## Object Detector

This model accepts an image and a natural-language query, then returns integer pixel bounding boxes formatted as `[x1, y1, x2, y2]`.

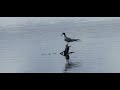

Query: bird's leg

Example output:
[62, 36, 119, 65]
[67, 42, 71, 47]
[67, 42, 69, 45]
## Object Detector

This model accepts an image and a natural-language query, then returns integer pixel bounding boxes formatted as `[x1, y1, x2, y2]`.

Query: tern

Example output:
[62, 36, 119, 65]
[61, 32, 79, 44]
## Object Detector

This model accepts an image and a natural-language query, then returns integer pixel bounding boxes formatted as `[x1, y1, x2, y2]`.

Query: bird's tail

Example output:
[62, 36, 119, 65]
[74, 39, 79, 41]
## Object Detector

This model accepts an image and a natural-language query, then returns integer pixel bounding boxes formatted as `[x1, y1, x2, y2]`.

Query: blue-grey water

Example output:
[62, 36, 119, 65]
[0, 17, 120, 73]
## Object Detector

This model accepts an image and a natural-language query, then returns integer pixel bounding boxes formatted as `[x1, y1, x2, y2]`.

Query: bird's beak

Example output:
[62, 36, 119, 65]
[61, 34, 63, 36]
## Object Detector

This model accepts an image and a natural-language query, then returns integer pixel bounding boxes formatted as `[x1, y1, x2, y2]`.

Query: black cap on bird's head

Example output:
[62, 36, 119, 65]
[61, 32, 65, 36]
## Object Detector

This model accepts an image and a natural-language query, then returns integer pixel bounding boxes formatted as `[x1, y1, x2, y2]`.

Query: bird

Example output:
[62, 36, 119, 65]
[61, 32, 79, 44]
[60, 44, 70, 64]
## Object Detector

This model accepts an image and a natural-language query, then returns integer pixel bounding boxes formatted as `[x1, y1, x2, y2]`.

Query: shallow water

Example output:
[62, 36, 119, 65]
[0, 17, 120, 73]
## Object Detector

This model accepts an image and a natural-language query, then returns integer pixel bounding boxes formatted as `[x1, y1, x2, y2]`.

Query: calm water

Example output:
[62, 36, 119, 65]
[0, 17, 120, 73]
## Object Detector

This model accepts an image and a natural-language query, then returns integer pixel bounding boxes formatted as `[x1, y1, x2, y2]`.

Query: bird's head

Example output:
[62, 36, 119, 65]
[61, 32, 65, 36]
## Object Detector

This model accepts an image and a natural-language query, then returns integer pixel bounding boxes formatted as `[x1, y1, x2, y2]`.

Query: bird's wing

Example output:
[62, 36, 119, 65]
[64, 38, 71, 42]
[65, 37, 72, 41]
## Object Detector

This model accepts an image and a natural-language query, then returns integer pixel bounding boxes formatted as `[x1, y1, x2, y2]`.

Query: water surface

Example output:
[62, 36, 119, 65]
[0, 17, 120, 73]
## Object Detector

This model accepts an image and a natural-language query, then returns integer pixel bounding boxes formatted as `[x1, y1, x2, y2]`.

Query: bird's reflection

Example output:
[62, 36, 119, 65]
[60, 44, 74, 71]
